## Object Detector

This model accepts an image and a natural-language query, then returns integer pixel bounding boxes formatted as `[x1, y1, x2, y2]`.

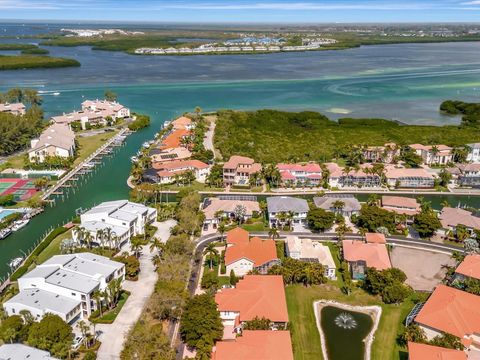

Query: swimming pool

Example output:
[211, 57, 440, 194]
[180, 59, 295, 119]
[0, 209, 17, 220]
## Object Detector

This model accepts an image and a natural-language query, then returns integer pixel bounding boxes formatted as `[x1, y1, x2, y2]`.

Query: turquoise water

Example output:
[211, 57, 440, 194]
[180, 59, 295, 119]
[0, 40, 480, 277]
[0, 210, 16, 220]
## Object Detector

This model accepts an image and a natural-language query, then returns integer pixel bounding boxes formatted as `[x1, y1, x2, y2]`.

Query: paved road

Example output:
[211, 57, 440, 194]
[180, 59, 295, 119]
[96, 246, 158, 360]
[203, 117, 217, 158]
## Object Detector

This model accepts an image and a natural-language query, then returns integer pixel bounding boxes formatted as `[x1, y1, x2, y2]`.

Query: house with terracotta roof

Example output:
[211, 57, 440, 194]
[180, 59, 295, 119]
[276, 163, 322, 187]
[381, 196, 420, 217]
[414, 284, 480, 348]
[362, 142, 400, 164]
[439, 207, 480, 235]
[201, 197, 260, 231]
[215, 275, 289, 337]
[146, 159, 210, 184]
[171, 116, 195, 130]
[286, 236, 336, 279]
[0, 102, 26, 116]
[342, 240, 392, 280]
[159, 128, 191, 150]
[225, 231, 279, 276]
[454, 254, 480, 283]
[28, 124, 76, 163]
[212, 330, 294, 360]
[385, 165, 435, 188]
[410, 144, 454, 165]
[407, 342, 466, 360]
[222, 156, 262, 186]
[150, 146, 192, 163]
[365, 232, 386, 244]
[322, 162, 343, 187]
[226, 227, 250, 246]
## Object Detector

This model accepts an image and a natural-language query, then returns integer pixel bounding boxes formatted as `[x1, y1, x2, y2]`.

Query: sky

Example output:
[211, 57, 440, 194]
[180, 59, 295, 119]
[1, 0, 480, 23]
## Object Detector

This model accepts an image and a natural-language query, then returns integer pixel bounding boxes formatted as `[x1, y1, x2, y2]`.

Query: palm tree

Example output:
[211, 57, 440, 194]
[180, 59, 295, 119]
[130, 238, 142, 258]
[218, 222, 226, 241]
[366, 194, 379, 206]
[84, 231, 94, 249]
[96, 229, 104, 248]
[103, 227, 113, 248]
[194, 106, 202, 120]
[77, 321, 91, 349]
[204, 243, 219, 270]
[92, 290, 103, 317]
[149, 237, 162, 253]
[440, 200, 451, 208]
[268, 227, 279, 241]
[287, 211, 295, 230]
[332, 200, 345, 214]
[152, 254, 162, 269]
[276, 212, 288, 229]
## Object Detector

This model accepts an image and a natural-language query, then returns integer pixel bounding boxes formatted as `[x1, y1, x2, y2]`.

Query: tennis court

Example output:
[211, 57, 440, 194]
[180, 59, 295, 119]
[0, 179, 38, 201]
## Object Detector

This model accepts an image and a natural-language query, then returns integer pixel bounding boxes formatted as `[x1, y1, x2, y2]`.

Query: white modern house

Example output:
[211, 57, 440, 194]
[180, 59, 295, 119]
[266, 196, 309, 228]
[74, 200, 157, 248]
[28, 124, 76, 163]
[0, 344, 59, 360]
[286, 236, 336, 279]
[467, 143, 480, 163]
[81, 99, 131, 119]
[4, 253, 125, 324]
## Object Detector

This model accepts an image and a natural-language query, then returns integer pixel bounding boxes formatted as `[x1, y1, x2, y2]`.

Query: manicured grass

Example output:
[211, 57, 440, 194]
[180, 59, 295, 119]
[74, 131, 118, 165]
[4, 153, 26, 169]
[35, 229, 73, 265]
[285, 284, 424, 360]
[92, 291, 130, 324]
[0, 55, 80, 70]
[240, 222, 269, 232]
[161, 181, 223, 192]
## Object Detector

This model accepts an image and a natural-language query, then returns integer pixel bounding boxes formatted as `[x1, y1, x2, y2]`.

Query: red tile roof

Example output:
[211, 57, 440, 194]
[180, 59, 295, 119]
[455, 254, 480, 280]
[226, 227, 249, 246]
[215, 275, 289, 322]
[342, 240, 391, 270]
[160, 129, 190, 150]
[277, 163, 321, 173]
[415, 284, 480, 339]
[225, 237, 278, 267]
[407, 342, 466, 360]
[439, 207, 480, 230]
[212, 331, 294, 360]
[223, 155, 256, 169]
[152, 159, 209, 171]
[365, 233, 386, 244]
[171, 116, 192, 129]
[382, 196, 419, 210]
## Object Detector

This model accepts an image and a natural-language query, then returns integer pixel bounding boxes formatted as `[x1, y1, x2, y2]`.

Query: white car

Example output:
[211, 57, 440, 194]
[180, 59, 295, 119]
[72, 336, 84, 350]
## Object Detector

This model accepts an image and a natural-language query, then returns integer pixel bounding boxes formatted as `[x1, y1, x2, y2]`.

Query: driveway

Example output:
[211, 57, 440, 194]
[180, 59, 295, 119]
[152, 219, 177, 243]
[203, 116, 217, 159]
[390, 246, 454, 291]
[96, 246, 158, 360]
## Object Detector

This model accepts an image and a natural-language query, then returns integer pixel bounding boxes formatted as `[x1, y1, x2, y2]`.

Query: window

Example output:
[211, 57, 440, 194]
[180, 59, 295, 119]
[71, 292, 76, 296]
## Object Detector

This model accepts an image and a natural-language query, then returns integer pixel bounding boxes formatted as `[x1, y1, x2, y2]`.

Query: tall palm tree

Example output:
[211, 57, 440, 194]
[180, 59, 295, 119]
[96, 229, 104, 248]
[268, 227, 279, 241]
[332, 200, 345, 214]
[149, 237, 162, 253]
[84, 231, 94, 249]
[218, 222, 226, 241]
[130, 238, 142, 258]
[204, 243, 219, 270]
[287, 211, 295, 230]
[92, 290, 103, 317]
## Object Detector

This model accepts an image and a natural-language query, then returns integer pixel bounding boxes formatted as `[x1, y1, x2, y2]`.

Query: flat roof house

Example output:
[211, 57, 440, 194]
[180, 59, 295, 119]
[277, 163, 322, 187]
[342, 240, 392, 280]
[74, 200, 157, 248]
[215, 275, 289, 338]
[4, 253, 124, 323]
[286, 236, 336, 279]
[28, 123, 76, 163]
[313, 194, 361, 217]
[407, 342, 466, 360]
[212, 330, 294, 360]
[201, 197, 260, 231]
[223, 155, 262, 187]
[225, 229, 279, 276]
[267, 196, 309, 228]
[0, 344, 59, 360]
[414, 284, 480, 348]
[381, 196, 420, 216]
[385, 165, 435, 188]
[0, 102, 26, 116]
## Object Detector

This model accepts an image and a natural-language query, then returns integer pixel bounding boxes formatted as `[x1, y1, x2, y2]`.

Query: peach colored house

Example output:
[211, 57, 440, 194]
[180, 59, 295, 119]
[223, 156, 262, 186]
[277, 163, 322, 187]
[439, 207, 480, 234]
[0, 102, 26, 116]
[342, 240, 392, 280]
[202, 198, 260, 231]
[171, 116, 195, 130]
[414, 285, 480, 348]
[454, 254, 480, 282]
[147, 159, 210, 184]
[381, 196, 420, 216]
[384, 165, 435, 188]
[407, 342, 466, 360]
[212, 330, 294, 360]
[410, 144, 454, 165]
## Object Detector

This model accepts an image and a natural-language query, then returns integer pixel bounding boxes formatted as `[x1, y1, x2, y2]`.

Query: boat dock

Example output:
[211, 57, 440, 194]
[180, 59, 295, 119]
[41, 128, 130, 203]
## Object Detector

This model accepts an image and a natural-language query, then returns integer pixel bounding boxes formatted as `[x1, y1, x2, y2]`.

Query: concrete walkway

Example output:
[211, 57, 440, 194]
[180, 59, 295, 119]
[96, 246, 158, 360]
[152, 219, 176, 243]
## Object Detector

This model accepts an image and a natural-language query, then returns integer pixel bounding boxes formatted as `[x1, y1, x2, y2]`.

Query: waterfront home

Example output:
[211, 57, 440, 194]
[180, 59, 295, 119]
[384, 165, 435, 188]
[409, 144, 454, 165]
[171, 116, 195, 130]
[414, 284, 480, 349]
[453, 254, 480, 283]
[74, 200, 157, 248]
[223, 155, 262, 187]
[324, 163, 381, 188]
[28, 123, 76, 163]
[266, 196, 309, 228]
[0, 102, 26, 116]
[224, 231, 279, 276]
[52, 110, 105, 129]
[381, 196, 420, 216]
[448, 163, 480, 188]
[149, 146, 192, 163]
[342, 240, 392, 280]
[407, 342, 466, 360]
[147, 159, 210, 184]
[81, 99, 130, 118]
[313, 194, 361, 217]
[0, 344, 59, 360]
[201, 196, 260, 231]
[322, 162, 343, 187]
[159, 128, 191, 150]
[362, 142, 399, 164]
[285, 236, 336, 279]
[212, 330, 294, 360]
[277, 162, 322, 187]
[4, 253, 125, 323]
[215, 275, 289, 338]
[467, 143, 480, 163]
[439, 207, 480, 236]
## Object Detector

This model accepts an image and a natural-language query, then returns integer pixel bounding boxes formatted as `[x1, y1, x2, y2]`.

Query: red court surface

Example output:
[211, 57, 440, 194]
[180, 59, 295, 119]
[0, 179, 37, 201]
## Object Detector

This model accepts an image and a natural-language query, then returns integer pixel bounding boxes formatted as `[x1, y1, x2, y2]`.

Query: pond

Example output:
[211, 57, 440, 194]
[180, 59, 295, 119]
[320, 305, 374, 360]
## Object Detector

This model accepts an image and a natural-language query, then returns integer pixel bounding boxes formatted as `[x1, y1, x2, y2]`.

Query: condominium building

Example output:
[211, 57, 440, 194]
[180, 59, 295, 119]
[223, 156, 262, 186]
[74, 200, 157, 248]
[81, 99, 130, 118]
[28, 123, 76, 163]
[362, 142, 399, 164]
[384, 166, 435, 188]
[467, 143, 480, 163]
[145, 159, 210, 184]
[4, 253, 125, 323]
[410, 144, 454, 165]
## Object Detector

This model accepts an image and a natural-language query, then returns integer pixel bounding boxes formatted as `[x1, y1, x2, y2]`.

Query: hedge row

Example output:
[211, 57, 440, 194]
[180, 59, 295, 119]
[10, 226, 69, 281]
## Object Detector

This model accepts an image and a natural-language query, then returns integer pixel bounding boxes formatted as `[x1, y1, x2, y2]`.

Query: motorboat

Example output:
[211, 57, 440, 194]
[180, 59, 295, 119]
[0, 228, 12, 240]
[11, 219, 30, 231]
[8, 257, 23, 269]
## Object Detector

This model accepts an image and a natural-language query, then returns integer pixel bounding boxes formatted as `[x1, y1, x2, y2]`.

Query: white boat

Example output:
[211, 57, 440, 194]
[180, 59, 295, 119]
[83, 162, 95, 168]
[8, 257, 23, 269]
[53, 92, 60, 96]
[0, 229, 12, 240]
[130, 156, 139, 163]
[11, 219, 30, 232]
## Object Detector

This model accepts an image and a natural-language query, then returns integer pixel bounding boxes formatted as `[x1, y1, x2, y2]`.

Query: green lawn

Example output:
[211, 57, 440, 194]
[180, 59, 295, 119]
[240, 222, 269, 232]
[285, 284, 424, 360]
[91, 291, 130, 324]
[74, 131, 118, 165]
[35, 229, 73, 265]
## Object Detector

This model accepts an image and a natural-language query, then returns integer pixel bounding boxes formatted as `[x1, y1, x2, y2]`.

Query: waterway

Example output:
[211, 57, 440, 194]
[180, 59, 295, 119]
[1, 23, 480, 277]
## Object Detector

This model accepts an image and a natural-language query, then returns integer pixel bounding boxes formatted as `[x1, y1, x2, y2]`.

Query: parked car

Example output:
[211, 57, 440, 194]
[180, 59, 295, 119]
[72, 335, 84, 350]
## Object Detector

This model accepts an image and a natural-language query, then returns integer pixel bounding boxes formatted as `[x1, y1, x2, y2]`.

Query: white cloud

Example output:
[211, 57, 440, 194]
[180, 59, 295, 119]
[461, 0, 480, 4]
